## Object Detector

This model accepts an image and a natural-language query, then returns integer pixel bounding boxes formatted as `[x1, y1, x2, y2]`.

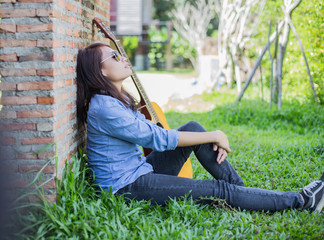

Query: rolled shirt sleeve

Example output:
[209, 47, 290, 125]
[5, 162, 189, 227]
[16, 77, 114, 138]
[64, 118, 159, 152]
[95, 96, 179, 152]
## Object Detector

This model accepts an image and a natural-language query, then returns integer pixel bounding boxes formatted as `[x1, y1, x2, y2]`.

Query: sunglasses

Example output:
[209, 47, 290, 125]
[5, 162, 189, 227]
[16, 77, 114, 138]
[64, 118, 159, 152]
[100, 51, 121, 64]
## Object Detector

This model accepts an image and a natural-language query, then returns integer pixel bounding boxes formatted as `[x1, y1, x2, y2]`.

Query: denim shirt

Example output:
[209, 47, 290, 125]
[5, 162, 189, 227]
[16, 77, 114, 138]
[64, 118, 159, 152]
[86, 94, 179, 193]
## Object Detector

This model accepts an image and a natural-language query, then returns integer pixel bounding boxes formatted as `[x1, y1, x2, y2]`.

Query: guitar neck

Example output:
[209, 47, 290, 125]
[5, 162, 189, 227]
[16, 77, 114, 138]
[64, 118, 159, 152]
[114, 40, 161, 124]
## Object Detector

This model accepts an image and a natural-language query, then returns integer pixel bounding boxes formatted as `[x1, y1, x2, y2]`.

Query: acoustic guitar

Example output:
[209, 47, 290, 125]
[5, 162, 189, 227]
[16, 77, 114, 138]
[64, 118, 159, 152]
[93, 18, 192, 178]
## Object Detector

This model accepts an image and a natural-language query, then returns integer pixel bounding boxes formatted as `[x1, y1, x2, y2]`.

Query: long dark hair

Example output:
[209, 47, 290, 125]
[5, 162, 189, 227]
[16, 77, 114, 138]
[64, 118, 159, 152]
[76, 42, 136, 125]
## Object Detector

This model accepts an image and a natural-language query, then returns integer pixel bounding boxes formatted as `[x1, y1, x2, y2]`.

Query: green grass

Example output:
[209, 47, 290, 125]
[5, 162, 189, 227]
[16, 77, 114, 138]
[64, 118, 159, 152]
[6, 92, 324, 240]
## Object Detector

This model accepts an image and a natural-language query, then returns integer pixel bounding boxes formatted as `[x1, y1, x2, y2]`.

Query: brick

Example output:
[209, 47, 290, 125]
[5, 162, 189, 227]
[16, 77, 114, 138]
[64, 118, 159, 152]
[17, 110, 53, 118]
[36, 9, 54, 17]
[18, 0, 54, 2]
[66, 2, 71, 10]
[58, 158, 67, 169]
[19, 52, 54, 62]
[37, 151, 55, 159]
[0, 53, 18, 62]
[54, 119, 60, 129]
[1, 96, 37, 105]
[61, 115, 69, 125]
[17, 81, 54, 90]
[54, 105, 65, 116]
[0, 24, 16, 33]
[10, 178, 56, 189]
[0, 0, 16, 3]
[66, 79, 72, 86]
[21, 137, 54, 145]
[67, 54, 73, 61]
[44, 179, 56, 189]
[0, 82, 16, 91]
[69, 16, 76, 24]
[0, 39, 36, 47]
[0, 122, 36, 131]
[37, 96, 55, 105]
[45, 194, 56, 202]
[73, 30, 80, 37]
[72, 5, 77, 13]
[59, 92, 69, 102]
[0, 9, 35, 18]
[68, 67, 74, 74]
[0, 68, 36, 76]
[17, 153, 37, 159]
[37, 122, 53, 131]
[19, 164, 55, 174]
[1, 137, 16, 145]
[57, 26, 65, 34]
[37, 39, 60, 48]
[62, 13, 69, 22]
[66, 29, 72, 36]
[17, 23, 54, 33]
[61, 67, 67, 75]
[0, 111, 17, 118]
[54, 80, 65, 88]
[59, 54, 65, 61]
[36, 69, 58, 76]
[66, 103, 72, 111]
[58, 0, 65, 8]
[57, 132, 64, 142]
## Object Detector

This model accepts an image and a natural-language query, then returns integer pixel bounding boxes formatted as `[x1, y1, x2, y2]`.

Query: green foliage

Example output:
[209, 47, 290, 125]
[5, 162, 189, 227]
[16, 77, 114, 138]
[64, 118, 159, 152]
[153, 0, 175, 21]
[121, 36, 139, 65]
[6, 92, 324, 239]
[252, 0, 323, 104]
[148, 26, 195, 70]
[170, 31, 196, 69]
[148, 25, 169, 69]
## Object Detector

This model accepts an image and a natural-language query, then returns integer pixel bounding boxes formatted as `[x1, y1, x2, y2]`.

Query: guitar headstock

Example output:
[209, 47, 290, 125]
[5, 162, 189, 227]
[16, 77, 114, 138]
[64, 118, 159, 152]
[93, 17, 117, 43]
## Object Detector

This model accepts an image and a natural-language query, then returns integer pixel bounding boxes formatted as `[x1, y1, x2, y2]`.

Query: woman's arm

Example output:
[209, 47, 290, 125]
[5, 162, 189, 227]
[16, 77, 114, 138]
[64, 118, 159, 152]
[177, 130, 230, 164]
[177, 130, 230, 151]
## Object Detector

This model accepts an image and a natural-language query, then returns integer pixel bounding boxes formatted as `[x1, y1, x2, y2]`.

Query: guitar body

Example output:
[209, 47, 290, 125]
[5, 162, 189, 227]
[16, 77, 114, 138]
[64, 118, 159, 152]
[149, 102, 193, 179]
[93, 17, 193, 179]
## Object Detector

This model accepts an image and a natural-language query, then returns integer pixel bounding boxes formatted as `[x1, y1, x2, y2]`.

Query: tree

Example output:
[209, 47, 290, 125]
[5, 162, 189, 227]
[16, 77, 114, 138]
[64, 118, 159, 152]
[275, 0, 319, 110]
[236, 0, 320, 110]
[216, 0, 266, 92]
[169, 0, 216, 74]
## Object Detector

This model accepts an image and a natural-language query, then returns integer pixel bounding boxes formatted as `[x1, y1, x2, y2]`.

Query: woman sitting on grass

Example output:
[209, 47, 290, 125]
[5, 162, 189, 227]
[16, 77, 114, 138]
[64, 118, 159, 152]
[76, 42, 324, 213]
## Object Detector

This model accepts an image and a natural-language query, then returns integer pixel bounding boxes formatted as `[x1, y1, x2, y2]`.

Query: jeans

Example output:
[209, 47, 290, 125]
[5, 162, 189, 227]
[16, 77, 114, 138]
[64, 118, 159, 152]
[116, 121, 304, 211]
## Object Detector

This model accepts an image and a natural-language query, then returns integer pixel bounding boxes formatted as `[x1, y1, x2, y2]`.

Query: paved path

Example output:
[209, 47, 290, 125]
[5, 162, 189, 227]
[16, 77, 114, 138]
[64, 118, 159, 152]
[123, 72, 212, 112]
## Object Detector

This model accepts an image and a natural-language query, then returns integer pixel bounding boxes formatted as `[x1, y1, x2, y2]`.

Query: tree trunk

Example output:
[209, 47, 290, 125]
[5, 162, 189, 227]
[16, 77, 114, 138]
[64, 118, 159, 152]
[287, 17, 319, 103]
[236, 21, 284, 103]
[276, 20, 290, 111]
[276, 0, 302, 111]
[267, 21, 274, 106]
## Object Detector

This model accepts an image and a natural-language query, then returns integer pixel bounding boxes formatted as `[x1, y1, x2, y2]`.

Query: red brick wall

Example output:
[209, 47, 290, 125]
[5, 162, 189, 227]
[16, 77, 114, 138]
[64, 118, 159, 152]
[0, 0, 110, 201]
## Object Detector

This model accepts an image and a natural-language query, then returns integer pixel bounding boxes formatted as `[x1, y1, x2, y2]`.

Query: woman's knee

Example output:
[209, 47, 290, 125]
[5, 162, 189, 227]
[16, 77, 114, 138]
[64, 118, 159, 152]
[178, 121, 206, 132]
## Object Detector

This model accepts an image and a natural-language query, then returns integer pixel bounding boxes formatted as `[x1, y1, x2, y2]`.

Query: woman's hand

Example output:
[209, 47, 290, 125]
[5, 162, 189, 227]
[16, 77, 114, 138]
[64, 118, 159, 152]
[213, 130, 231, 153]
[212, 130, 230, 164]
[213, 145, 228, 164]
[177, 130, 231, 162]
